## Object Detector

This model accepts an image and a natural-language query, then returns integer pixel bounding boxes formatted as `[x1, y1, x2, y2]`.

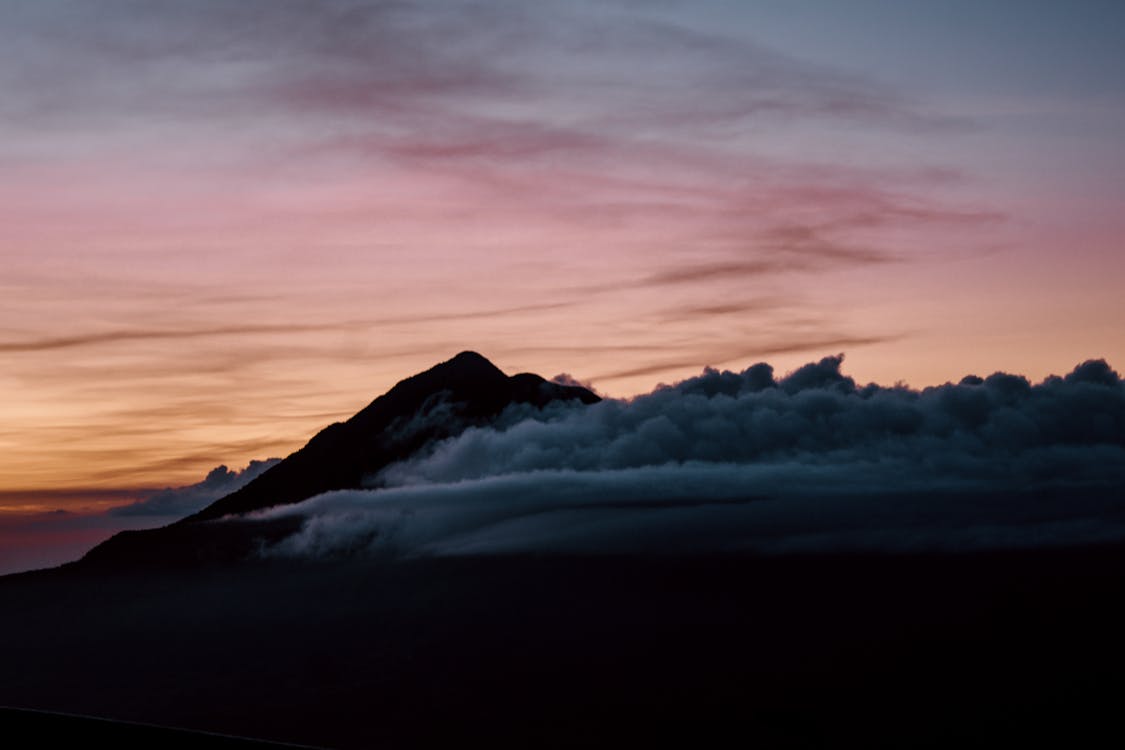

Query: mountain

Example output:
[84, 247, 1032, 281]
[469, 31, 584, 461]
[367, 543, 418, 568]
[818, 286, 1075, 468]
[77, 351, 598, 569]
[186, 350, 597, 522]
[8, 353, 1125, 747]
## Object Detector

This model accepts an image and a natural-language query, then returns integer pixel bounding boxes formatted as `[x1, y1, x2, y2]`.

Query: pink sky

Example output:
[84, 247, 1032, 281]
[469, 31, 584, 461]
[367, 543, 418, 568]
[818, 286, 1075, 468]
[1, 0, 1123, 500]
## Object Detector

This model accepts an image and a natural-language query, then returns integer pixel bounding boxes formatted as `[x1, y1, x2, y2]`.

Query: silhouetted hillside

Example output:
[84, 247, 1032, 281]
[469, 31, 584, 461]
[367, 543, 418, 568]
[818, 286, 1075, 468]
[188, 351, 597, 522]
[78, 351, 597, 569]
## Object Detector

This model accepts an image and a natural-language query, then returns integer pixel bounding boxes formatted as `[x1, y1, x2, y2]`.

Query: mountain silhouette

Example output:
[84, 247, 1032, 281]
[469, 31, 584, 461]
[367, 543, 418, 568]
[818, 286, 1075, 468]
[10, 354, 1125, 747]
[78, 351, 598, 568]
[186, 351, 597, 522]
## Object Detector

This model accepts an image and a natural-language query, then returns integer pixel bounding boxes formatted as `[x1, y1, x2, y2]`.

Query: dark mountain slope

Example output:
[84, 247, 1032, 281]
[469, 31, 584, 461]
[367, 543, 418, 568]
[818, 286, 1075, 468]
[186, 351, 597, 522]
[77, 351, 597, 569]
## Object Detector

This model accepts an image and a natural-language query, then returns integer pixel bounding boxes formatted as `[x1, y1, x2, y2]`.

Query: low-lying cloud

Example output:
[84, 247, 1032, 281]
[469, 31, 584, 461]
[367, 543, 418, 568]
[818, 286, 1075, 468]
[112, 459, 280, 517]
[255, 356, 1125, 560]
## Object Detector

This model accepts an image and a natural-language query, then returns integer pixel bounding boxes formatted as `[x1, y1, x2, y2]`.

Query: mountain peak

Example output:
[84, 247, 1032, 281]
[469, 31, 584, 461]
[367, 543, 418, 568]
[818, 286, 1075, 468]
[171, 353, 596, 524]
[421, 350, 507, 381]
[449, 350, 493, 366]
[80, 352, 597, 567]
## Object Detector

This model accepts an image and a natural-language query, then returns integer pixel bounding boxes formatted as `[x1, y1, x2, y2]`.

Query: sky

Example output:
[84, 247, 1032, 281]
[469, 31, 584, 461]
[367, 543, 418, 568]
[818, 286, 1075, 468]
[1, 0, 1123, 508]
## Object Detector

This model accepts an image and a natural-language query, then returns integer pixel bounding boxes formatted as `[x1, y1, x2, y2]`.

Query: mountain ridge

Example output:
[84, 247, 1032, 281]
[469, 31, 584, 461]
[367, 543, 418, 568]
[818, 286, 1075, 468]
[77, 351, 598, 569]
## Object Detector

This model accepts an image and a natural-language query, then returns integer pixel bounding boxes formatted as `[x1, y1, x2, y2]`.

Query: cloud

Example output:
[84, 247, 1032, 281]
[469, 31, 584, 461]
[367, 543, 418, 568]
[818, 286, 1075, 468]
[0, 304, 575, 353]
[659, 298, 786, 321]
[378, 301, 576, 326]
[550, 373, 599, 394]
[634, 252, 888, 288]
[252, 356, 1125, 561]
[588, 336, 896, 381]
[0, 1, 1005, 361]
[0, 323, 351, 353]
[111, 459, 281, 517]
[379, 356, 1125, 486]
[257, 467, 1125, 561]
[1, 1, 960, 156]
[572, 16, 965, 134]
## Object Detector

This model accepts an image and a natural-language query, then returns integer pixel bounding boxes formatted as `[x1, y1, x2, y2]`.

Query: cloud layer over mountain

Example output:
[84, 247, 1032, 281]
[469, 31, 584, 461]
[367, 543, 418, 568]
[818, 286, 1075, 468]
[256, 357, 1125, 560]
[380, 356, 1125, 489]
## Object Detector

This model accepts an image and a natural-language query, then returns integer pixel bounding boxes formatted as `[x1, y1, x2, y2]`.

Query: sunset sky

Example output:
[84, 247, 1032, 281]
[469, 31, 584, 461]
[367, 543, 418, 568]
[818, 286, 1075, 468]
[2, 0, 1123, 506]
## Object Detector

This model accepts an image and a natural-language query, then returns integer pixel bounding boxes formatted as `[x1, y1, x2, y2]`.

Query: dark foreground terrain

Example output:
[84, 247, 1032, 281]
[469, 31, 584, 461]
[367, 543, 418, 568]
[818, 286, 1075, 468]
[4, 546, 1125, 748]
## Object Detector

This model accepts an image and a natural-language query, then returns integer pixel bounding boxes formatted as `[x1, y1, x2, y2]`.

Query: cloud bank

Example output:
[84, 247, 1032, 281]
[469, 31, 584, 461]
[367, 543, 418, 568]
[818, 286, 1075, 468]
[380, 355, 1125, 489]
[112, 459, 281, 517]
[255, 357, 1125, 560]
